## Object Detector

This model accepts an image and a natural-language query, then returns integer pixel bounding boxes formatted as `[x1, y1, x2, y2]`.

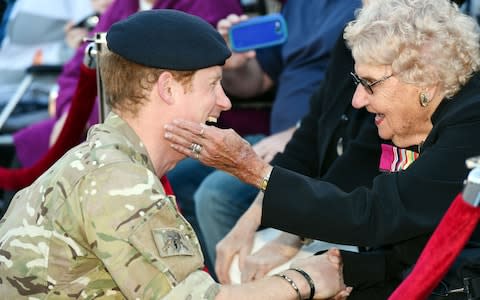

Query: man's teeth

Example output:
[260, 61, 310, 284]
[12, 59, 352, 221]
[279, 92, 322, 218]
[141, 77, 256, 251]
[207, 116, 217, 123]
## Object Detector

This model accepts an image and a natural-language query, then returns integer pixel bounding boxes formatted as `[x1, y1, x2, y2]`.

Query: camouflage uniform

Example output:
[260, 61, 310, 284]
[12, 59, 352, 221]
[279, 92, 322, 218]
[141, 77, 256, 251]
[0, 113, 220, 299]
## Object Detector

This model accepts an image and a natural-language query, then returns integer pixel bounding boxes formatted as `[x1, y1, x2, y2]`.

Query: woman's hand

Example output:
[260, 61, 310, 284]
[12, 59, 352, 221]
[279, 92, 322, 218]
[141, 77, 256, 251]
[290, 248, 352, 300]
[240, 232, 301, 283]
[164, 119, 270, 188]
[215, 193, 264, 284]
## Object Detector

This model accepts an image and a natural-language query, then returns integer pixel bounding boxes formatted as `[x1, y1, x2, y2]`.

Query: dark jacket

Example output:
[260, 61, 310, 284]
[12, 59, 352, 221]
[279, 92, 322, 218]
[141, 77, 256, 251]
[262, 36, 480, 298]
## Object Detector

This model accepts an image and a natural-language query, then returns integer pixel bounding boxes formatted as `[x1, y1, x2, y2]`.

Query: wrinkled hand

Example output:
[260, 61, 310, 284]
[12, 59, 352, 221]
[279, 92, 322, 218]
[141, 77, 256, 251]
[217, 14, 256, 70]
[253, 127, 296, 163]
[291, 248, 352, 300]
[215, 193, 264, 284]
[164, 119, 268, 186]
[240, 232, 301, 283]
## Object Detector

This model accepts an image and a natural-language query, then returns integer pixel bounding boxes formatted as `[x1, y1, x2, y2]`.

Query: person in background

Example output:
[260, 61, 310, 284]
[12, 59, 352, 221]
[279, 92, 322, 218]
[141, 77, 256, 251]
[167, 1, 362, 275]
[460, 0, 480, 23]
[163, 0, 480, 298]
[0, 0, 92, 112]
[12, 0, 242, 169]
[0, 10, 349, 299]
[0, 0, 15, 44]
[64, 0, 114, 50]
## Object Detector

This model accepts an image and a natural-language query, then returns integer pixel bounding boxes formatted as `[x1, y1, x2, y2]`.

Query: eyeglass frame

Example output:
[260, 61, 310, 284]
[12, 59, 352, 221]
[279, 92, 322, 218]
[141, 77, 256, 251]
[350, 71, 393, 95]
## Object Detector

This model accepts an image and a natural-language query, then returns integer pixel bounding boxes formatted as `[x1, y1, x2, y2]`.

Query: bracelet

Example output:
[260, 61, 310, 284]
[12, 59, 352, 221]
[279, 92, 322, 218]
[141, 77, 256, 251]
[274, 273, 302, 300]
[288, 268, 315, 300]
[259, 169, 272, 193]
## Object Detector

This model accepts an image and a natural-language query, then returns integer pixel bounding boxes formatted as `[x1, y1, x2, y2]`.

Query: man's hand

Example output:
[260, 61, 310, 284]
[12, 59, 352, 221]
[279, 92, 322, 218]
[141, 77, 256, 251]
[217, 14, 256, 70]
[215, 193, 264, 283]
[290, 248, 352, 300]
[64, 21, 89, 49]
[253, 126, 296, 163]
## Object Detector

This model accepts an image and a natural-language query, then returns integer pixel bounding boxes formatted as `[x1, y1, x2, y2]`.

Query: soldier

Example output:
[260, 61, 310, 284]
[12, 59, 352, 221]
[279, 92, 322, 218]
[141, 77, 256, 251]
[0, 10, 349, 299]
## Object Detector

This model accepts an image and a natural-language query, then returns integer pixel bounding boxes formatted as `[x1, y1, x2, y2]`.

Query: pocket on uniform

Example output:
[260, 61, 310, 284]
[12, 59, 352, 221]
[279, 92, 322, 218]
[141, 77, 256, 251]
[128, 207, 203, 283]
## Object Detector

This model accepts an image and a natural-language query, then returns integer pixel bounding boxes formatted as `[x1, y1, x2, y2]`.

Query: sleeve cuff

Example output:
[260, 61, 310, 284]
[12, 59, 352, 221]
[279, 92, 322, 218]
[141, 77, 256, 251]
[340, 250, 387, 289]
[162, 270, 220, 300]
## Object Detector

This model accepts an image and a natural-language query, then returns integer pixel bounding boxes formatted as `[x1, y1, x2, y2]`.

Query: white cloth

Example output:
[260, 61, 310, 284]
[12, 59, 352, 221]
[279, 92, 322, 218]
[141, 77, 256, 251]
[228, 228, 358, 284]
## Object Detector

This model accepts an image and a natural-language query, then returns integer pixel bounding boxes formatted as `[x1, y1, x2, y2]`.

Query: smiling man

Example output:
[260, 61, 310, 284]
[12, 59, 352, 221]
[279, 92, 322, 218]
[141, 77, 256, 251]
[0, 9, 348, 300]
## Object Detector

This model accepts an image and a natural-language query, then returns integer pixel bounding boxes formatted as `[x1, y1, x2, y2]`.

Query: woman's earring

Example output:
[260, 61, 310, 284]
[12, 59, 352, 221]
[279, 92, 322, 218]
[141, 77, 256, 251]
[419, 92, 430, 107]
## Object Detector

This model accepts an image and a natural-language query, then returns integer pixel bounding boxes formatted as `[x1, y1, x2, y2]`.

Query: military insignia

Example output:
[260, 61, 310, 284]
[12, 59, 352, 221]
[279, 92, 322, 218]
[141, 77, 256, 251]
[152, 228, 194, 257]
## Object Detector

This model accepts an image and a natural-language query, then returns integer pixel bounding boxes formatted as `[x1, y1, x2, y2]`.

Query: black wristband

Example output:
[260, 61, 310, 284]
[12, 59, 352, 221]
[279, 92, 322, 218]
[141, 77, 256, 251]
[289, 268, 315, 300]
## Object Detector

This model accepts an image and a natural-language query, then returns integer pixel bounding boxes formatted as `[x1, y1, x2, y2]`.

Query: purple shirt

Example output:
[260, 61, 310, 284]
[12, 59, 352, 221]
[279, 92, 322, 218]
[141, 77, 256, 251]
[14, 0, 242, 167]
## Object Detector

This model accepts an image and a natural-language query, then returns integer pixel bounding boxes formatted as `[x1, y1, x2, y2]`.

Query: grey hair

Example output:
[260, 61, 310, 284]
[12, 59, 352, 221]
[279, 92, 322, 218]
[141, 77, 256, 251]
[344, 0, 480, 97]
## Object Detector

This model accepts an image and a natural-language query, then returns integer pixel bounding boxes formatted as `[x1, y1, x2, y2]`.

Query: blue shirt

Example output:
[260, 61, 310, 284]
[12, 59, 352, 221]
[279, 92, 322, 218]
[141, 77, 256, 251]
[256, 0, 361, 133]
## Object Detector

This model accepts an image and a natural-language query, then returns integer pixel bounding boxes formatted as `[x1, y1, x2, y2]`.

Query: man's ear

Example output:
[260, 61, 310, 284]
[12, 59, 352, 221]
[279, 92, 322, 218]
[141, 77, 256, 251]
[156, 71, 175, 105]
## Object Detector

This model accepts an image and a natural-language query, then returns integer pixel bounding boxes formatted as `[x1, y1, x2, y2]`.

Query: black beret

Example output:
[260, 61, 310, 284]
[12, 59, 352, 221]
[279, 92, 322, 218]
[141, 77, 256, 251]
[106, 9, 231, 70]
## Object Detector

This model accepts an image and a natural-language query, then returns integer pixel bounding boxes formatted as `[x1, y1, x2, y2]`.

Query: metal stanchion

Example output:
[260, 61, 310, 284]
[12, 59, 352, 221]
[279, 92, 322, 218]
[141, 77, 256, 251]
[465, 156, 480, 207]
[84, 32, 109, 123]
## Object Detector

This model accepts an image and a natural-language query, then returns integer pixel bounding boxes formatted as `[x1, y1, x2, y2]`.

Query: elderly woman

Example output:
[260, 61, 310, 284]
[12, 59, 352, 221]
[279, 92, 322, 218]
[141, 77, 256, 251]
[164, 0, 480, 298]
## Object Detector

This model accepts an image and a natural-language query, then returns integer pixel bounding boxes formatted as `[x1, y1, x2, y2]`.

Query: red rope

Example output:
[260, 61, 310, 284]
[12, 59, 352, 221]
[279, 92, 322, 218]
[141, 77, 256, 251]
[0, 65, 98, 190]
[389, 193, 480, 299]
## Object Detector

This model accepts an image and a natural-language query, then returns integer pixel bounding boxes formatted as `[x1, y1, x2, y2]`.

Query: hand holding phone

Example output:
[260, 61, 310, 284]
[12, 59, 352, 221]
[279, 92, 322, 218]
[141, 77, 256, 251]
[228, 13, 288, 52]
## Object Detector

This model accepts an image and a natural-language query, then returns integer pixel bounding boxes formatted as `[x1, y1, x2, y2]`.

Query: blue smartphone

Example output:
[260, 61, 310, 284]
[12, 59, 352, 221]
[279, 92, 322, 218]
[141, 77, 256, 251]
[228, 13, 288, 52]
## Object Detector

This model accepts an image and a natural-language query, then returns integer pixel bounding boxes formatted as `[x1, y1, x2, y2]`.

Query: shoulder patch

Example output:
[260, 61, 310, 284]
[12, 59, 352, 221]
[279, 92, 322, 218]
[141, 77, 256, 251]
[152, 228, 194, 257]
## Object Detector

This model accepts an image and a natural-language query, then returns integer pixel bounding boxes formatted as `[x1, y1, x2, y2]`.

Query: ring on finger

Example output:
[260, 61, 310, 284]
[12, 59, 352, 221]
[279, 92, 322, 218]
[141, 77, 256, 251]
[191, 143, 202, 154]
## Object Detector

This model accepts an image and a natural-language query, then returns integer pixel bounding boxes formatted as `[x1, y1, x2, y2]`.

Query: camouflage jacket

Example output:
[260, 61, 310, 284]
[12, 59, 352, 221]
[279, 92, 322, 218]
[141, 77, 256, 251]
[0, 113, 219, 299]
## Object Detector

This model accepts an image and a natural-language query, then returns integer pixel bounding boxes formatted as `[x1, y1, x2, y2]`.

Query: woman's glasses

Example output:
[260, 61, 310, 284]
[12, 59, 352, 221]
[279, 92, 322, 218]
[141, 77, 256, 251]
[350, 72, 393, 95]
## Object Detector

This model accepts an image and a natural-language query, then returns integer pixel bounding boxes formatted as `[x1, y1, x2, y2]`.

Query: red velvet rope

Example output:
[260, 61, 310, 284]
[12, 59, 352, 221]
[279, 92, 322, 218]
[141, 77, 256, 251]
[389, 193, 480, 299]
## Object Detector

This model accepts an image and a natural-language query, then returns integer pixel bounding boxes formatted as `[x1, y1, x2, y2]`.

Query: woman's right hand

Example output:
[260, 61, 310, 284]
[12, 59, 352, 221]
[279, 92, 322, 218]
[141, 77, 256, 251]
[217, 14, 256, 70]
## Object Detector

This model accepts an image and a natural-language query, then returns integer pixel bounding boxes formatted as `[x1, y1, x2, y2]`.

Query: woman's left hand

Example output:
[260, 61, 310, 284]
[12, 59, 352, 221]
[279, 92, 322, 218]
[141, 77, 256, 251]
[164, 119, 269, 186]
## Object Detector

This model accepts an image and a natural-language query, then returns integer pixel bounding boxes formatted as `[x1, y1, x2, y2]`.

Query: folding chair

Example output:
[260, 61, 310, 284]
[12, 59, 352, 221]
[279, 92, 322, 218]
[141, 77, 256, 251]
[0, 64, 62, 133]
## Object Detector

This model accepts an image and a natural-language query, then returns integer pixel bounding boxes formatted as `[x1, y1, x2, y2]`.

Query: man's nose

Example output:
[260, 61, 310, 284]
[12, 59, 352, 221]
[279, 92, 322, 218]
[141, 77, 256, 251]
[218, 88, 232, 111]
